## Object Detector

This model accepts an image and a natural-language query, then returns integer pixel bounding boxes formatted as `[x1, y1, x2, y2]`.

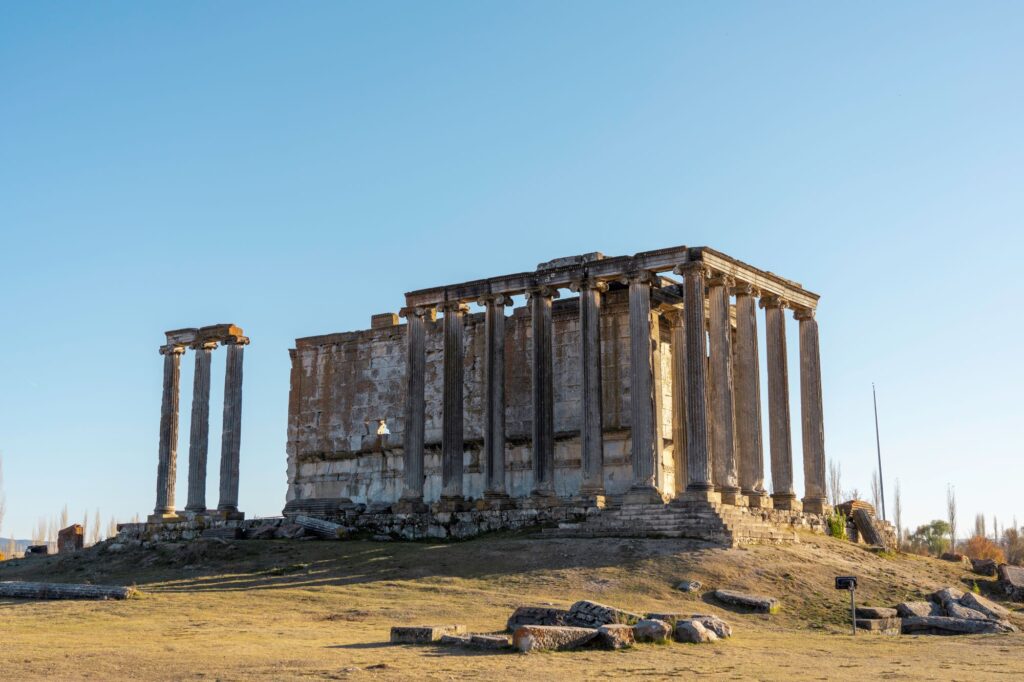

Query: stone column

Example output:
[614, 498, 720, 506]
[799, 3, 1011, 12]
[185, 339, 217, 514]
[733, 284, 768, 507]
[441, 302, 469, 503]
[707, 275, 741, 505]
[571, 278, 607, 502]
[481, 295, 512, 503]
[796, 308, 828, 514]
[529, 286, 558, 498]
[217, 334, 249, 518]
[761, 296, 798, 510]
[675, 263, 715, 499]
[398, 306, 432, 511]
[668, 310, 688, 498]
[152, 344, 185, 521]
[623, 271, 662, 504]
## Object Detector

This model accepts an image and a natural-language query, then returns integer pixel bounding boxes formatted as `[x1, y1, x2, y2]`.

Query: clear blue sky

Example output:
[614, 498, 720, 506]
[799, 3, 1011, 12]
[2, 3, 1021, 539]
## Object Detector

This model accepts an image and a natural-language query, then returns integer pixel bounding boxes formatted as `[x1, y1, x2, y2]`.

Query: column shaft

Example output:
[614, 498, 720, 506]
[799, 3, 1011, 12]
[482, 296, 508, 497]
[153, 345, 184, 517]
[734, 287, 767, 506]
[680, 264, 713, 494]
[708, 277, 740, 502]
[624, 272, 661, 503]
[217, 337, 248, 514]
[669, 311, 688, 497]
[797, 309, 828, 514]
[763, 297, 797, 509]
[185, 342, 216, 512]
[577, 281, 606, 496]
[401, 308, 428, 503]
[530, 289, 556, 495]
[441, 303, 468, 499]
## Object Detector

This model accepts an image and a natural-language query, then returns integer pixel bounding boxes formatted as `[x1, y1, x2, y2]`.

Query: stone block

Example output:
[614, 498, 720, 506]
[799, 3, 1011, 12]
[960, 591, 1011, 620]
[929, 587, 965, 605]
[972, 558, 998, 576]
[390, 624, 467, 644]
[674, 579, 702, 592]
[691, 615, 732, 639]
[566, 600, 643, 628]
[998, 564, 1024, 601]
[674, 619, 717, 643]
[901, 616, 1017, 635]
[633, 619, 672, 643]
[943, 601, 990, 621]
[468, 634, 511, 650]
[57, 525, 84, 554]
[896, 601, 944, 618]
[713, 589, 780, 613]
[512, 625, 599, 652]
[596, 624, 634, 649]
[855, 606, 898, 619]
[506, 606, 570, 632]
[940, 552, 972, 566]
[855, 617, 901, 635]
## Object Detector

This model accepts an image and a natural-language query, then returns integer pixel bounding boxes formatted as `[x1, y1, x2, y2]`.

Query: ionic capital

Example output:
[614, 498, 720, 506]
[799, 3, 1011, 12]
[526, 285, 560, 301]
[730, 282, 760, 298]
[222, 335, 250, 346]
[476, 293, 515, 308]
[191, 340, 219, 352]
[673, 262, 712, 280]
[759, 295, 788, 310]
[619, 270, 657, 287]
[440, 301, 471, 315]
[706, 273, 735, 289]
[569, 278, 609, 294]
[793, 307, 816, 321]
[159, 344, 187, 356]
[399, 306, 437, 321]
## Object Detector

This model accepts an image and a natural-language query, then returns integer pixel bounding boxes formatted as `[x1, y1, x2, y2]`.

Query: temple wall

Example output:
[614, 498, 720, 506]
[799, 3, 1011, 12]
[286, 288, 679, 506]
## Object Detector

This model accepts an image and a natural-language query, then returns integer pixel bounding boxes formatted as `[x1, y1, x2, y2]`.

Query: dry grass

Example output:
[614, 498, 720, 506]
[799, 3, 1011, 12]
[1, 531, 1022, 680]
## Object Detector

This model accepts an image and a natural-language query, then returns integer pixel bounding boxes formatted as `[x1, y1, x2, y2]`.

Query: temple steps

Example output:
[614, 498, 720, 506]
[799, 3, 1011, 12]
[540, 500, 798, 547]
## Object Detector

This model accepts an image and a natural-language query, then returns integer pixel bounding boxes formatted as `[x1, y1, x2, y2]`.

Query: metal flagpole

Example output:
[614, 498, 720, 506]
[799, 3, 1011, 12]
[873, 383, 886, 521]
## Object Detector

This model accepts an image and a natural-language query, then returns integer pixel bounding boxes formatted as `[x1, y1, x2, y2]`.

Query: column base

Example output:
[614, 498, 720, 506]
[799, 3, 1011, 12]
[681, 487, 722, 504]
[392, 497, 429, 514]
[771, 494, 801, 512]
[433, 496, 470, 513]
[622, 484, 667, 506]
[801, 497, 829, 515]
[213, 508, 246, 521]
[475, 494, 516, 511]
[744, 491, 772, 509]
[147, 511, 184, 524]
[720, 488, 747, 506]
[574, 489, 607, 509]
[520, 490, 559, 509]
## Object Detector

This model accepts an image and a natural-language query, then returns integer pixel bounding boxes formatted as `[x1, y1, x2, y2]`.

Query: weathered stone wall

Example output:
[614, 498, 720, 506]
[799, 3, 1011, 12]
[286, 288, 680, 507]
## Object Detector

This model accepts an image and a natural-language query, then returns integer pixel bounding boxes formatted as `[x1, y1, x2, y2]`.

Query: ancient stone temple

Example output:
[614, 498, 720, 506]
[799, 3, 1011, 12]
[284, 246, 829, 528]
[149, 324, 249, 522]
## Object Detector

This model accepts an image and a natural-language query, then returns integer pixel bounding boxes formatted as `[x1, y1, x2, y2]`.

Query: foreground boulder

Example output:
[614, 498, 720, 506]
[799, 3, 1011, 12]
[566, 600, 642, 628]
[896, 601, 944, 618]
[901, 616, 1016, 635]
[713, 589, 780, 614]
[943, 601, 991, 621]
[940, 552, 971, 566]
[506, 606, 569, 632]
[633, 619, 672, 643]
[971, 558, 998, 576]
[692, 615, 733, 639]
[597, 624, 635, 650]
[390, 625, 467, 644]
[675, 619, 717, 643]
[960, 592, 1011, 620]
[675, 579, 702, 592]
[998, 564, 1024, 602]
[513, 625, 599, 652]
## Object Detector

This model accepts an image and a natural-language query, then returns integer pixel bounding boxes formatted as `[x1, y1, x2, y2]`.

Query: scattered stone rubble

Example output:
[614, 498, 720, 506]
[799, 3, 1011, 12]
[855, 586, 1019, 636]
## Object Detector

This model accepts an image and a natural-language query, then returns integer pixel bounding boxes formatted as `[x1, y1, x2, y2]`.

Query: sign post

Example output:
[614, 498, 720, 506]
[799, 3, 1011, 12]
[835, 576, 858, 636]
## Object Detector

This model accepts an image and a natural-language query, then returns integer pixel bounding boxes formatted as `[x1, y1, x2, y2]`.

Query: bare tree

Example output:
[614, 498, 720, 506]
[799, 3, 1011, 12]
[4, 537, 14, 559]
[81, 510, 88, 547]
[994, 516, 1000, 542]
[827, 459, 843, 507]
[893, 479, 904, 550]
[107, 516, 118, 539]
[947, 485, 958, 551]
[870, 471, 882, 514]
[59, 504, 69, 531]
[89, 509, 101, 545]
[974, 513, 986, 539]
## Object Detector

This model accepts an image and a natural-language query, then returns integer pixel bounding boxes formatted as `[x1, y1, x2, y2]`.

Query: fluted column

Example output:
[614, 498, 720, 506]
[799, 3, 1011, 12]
[675, 263, 715, 499]
[481, 295, 511, 501]
[733, 284, 768, 507]
[796, 308, 828, 514]
[441, 302, 469, 501]
[185, 339, 217, 513]
[217, 334, 249, 517]
[529, 287, 558, 497]
[668, 310, 688, 498]
[762, 296, 797, 510]
[572, 278, 607, 500]
[623, 271, 662, 504]
[152, 343, 185, 520]
[399, 306, 432, 509]
[708, 275, 741, 504]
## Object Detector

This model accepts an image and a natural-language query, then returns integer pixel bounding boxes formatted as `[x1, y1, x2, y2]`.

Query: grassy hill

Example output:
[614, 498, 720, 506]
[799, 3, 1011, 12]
[1, 531, 1022, 680]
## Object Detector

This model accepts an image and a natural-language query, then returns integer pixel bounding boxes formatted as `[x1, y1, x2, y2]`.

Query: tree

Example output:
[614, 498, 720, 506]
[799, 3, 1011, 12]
[963, 535, 1005, 564]
[893, 480, 904, 550]
[89, 509, 101, 545]
[59, 504, 69, 531]
[947, 485, 958, 551]
[107, 516, 118, 539]
[907, 520, 951, 556]
[974, 513, 986, 540]
[827, 459, 843, 507]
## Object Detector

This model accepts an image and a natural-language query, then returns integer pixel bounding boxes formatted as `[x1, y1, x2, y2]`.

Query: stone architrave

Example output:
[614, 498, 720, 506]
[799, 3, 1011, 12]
[217, 333, 249, 517]
[795, 307, 827, 514]
[185, 339, 217, 514]
[732, 284, 767, 507]
[480, 295, 512, 500]
[441, 302, 469, 501]
[707, 274, 741, 504]
[675, 263, 714, 499]
[622, 271, 662, 504]
[152, 343, 186, 521]
[667, 310, 688, 498]
[529, 287, 558, 498]
[571, 278, 607, 500]
[761, 296, 797, 510]
[399, 306, 433, 509]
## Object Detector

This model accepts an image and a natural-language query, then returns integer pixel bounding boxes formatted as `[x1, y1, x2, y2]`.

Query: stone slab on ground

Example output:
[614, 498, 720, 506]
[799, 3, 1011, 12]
[438, 634, 471, 646]
[896, 601, 944, 618]
[940, 552, 972, 566]
[566, 600, 643, 628]
[390, 625, 467, 644]
[960, 592, 1012, 620]
[0, 581, 136, 600]
[856, 617, 902, 635]
[929, 587, 965, 605]
[294, 515, 343, 539]
[633, 619, 672, 643]
[674, 619, 718, 643]
[943, 601, 991, 621]
[596, 624, 635, 649]
[506, 606, 570, 632]
[972, 558, 998, 576]
[513, 625, 599, 652]
[998, 564, 1024, 601]
[675, 579, 702, 592]
[713, 589, 780, 613]
[901, 616, 1017, 635]
[856, 606, 898, 619]
[469, 634, 511, 650]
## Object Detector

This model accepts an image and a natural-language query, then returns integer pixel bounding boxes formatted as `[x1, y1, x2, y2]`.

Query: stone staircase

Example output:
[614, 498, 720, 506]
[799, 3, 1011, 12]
[540, 500, 798, 547]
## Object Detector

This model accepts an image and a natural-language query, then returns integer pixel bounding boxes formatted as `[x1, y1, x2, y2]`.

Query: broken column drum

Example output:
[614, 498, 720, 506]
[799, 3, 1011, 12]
[283, 245, 830, 516]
